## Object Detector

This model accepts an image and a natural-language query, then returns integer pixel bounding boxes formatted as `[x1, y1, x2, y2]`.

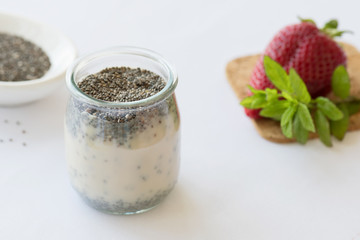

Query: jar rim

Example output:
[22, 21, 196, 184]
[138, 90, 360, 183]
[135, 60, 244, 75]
[66, 46, 178, 108]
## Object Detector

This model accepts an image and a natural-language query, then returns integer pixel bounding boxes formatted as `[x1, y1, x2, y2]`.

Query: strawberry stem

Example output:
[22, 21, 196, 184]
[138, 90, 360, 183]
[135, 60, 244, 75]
[297, 17, 352, 38]
[298, 16, 316, 26]
[320, 19, 352, 38]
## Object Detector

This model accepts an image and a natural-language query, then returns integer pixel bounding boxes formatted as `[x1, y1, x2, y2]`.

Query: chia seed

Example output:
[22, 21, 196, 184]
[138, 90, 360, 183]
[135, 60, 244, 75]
[77, 67, 166, 102]
[0, 33, 51, 81]
[66, 92, 178, 146]
[78, 187, 174, 215]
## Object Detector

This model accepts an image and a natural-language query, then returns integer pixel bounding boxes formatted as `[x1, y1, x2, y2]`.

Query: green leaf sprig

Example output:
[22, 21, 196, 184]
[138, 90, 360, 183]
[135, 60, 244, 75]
[241, 56, 360, 147]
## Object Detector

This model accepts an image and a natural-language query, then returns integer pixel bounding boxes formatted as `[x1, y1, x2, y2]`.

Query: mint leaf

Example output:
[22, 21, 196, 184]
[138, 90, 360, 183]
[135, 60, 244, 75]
[289, 68, 311, 103]
[260, 100, 290, 120]
[265, 88, 278, 102]
[241, 55, 356, 147]
[263, 56, 292, 93]
[315, 109, 332, 147]
[316, 97, 343, 120]
[330, 101, 360, 141]
[293, 110, 309, 144]
[347, 101, 360, 115]
[241, 86, 281, 110]
[281, 103, 298, 126]
[247, 85, 264, 94]
[298, 103, 315, 132]
[282, 91, 295, 101]
[282, 121, 293, 139]
[332, 65, 350, 99]
[240, 94, 267, 109]
[281, 104, 297, 138]
[330, 103, 349, 140]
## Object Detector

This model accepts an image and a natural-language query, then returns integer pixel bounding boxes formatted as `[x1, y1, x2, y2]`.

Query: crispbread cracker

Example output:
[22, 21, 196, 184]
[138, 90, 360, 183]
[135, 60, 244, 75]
[226, 42, 360, 143]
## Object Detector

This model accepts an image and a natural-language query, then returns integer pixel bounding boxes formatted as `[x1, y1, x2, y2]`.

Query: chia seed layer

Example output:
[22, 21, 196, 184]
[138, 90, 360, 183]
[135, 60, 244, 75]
[66, 95, 179, 147]
[77, 67, 166, 102]
[78, 187, 174, 215]
[0, 33, 51, 81]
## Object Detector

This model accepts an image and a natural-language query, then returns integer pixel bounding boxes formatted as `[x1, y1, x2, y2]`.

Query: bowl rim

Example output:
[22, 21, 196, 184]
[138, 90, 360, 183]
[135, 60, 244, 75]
[0, 11, 77, 87]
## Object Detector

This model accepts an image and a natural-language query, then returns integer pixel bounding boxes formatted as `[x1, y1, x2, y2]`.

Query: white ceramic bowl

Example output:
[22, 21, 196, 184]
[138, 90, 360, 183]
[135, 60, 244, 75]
[0, 12, 77, 106]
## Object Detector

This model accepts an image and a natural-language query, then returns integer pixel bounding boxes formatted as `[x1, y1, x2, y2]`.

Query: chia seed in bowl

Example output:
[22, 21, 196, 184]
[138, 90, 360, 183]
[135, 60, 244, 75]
[0, 32, 51, 82]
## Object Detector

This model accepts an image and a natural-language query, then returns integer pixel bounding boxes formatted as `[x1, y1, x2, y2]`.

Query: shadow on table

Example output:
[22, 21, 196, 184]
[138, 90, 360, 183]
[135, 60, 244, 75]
[92, 183, 207, 238]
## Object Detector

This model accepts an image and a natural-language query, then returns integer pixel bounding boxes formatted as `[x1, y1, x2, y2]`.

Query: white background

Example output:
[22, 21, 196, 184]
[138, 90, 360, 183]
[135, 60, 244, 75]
[1, 0, 360, 239]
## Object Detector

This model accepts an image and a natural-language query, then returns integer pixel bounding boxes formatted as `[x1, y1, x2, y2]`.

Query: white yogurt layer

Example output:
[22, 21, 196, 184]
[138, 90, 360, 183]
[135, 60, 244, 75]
[65, 107, 180, 207]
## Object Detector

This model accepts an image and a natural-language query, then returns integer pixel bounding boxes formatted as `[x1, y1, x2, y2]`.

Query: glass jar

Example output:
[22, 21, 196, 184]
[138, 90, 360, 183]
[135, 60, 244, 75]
[64, 47, 180, 215]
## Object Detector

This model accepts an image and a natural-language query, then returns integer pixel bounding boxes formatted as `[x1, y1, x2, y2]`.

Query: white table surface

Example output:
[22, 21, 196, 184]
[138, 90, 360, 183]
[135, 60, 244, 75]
[2, 0, 360, 239]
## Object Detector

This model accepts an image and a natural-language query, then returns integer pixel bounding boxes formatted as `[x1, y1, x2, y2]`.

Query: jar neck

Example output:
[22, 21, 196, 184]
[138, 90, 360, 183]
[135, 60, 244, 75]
[66, 46, 178, 108]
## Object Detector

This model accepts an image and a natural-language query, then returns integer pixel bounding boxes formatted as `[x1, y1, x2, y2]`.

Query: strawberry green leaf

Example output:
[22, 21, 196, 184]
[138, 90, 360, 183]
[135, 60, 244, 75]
[325, 29, 352, 38]
[320, 19, 352, 38]
[281, 104, 298, 138]
[293, 110, 309, 144]
[315, 109, 332, 147]
[316, 97, 343, 121]
[298, 17, 316, 25]
[324, 19, 338, 29]
[330, 103, 349, 140]
[260, 100, 290, 120]
[288, 68, 311, 103]
[332, 65, 350, 99]
[263, 55, 292, 93]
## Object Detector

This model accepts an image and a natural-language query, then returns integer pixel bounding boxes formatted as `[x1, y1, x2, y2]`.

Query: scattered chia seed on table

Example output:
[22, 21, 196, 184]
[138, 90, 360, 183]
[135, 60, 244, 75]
[77, 67, 166, 102]
[0, 119, 29, 147]
[0, 33, 51, 81]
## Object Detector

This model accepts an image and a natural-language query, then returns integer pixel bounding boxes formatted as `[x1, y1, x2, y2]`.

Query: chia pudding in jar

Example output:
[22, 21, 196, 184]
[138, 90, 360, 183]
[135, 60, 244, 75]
[64, 47, 180, 215]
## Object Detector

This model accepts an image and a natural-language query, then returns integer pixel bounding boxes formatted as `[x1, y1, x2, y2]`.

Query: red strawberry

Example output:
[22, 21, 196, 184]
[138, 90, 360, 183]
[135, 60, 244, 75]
[245, 108, 261, 118]
[246, 19, 347, 119]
